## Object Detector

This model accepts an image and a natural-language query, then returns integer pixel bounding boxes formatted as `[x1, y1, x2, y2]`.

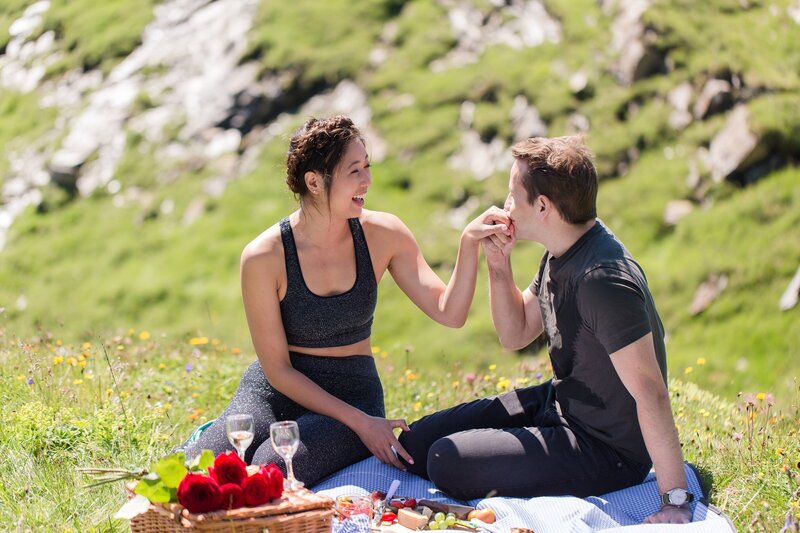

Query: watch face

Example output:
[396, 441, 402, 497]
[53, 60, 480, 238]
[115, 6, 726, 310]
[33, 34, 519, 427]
[669, 489, 688, 505]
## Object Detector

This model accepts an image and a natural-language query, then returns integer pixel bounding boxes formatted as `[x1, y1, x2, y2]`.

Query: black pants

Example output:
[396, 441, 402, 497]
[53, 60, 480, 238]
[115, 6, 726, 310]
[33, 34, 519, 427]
[178, 353, 384, 487]
[398, 380, 650, 500]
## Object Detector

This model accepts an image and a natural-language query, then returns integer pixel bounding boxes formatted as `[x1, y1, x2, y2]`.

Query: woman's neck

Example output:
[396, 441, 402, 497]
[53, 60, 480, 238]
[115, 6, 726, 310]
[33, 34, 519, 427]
[292, 205, 351, 247]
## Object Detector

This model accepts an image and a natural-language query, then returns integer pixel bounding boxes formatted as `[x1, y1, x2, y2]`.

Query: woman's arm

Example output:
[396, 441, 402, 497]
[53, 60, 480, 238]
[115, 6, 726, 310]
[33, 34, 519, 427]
[384, 207, 512, 328]
[240, 239, 413, 470]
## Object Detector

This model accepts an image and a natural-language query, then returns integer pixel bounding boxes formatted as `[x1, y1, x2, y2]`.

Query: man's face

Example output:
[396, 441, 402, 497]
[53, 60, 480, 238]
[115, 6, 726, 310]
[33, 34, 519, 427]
[505, 159, 537, 240]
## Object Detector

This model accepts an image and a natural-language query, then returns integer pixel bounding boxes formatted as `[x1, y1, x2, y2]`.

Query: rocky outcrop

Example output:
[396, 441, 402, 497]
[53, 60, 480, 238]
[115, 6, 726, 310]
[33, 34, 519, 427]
[690, 273, 728, 315]
[602, 0, 666, 85]
[448, 101, 513, 181]
[708, 105, 770, 184]
[0, 1, 57, 93]
[693, 78, 733, 120]
[779, 266, 800, 311]
[430, 0, 561, 72]
[667, 82, 693, 130]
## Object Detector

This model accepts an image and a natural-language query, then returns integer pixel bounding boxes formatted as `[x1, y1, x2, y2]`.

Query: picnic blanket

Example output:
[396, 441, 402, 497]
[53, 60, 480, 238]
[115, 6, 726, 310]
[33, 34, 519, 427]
[312, 457, 735, 532]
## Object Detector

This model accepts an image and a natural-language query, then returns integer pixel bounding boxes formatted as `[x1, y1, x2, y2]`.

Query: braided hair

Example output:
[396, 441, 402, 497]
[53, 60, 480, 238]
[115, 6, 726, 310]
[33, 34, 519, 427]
[286, 116, 364, 198]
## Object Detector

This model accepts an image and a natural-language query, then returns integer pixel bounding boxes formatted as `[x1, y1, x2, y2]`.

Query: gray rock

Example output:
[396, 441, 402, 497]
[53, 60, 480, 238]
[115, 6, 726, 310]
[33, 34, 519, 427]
[667, 82, 693, 130]
[693, 78, 733, 120]
[690, 273, 728, 315]
[779, 266, 800, 311]
[663, 199, 694, 226]
[603, 0, 666, 85]
[789, 1, 800, 24]
[510, 95, 547, 141]
[448, 130, 513, 181]
[708, 105, 769, 183]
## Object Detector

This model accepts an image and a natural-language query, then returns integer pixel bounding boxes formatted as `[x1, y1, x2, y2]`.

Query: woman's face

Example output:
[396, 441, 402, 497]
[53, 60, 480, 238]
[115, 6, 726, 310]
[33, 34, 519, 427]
[325, 139, 372, 219]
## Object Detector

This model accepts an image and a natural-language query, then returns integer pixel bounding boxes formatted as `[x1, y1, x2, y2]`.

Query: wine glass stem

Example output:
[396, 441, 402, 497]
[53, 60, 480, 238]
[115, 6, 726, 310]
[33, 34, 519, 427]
[286, 458, 297, 486]
[237, 448, 245, 462]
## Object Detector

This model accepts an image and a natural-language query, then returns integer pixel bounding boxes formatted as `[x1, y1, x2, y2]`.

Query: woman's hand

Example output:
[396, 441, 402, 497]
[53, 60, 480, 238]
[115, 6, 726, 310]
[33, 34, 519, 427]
[352, 413, 413, 471]
[463, 206, 513, 244]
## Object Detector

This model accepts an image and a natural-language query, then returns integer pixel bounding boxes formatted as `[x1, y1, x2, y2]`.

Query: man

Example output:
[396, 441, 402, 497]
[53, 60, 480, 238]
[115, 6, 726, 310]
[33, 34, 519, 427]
[399, 135, 692, 524]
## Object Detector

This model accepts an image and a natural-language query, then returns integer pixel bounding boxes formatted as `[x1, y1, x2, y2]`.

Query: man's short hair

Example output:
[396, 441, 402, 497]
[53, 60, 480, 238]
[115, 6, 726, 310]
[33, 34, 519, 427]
[511, 135, 598, 224]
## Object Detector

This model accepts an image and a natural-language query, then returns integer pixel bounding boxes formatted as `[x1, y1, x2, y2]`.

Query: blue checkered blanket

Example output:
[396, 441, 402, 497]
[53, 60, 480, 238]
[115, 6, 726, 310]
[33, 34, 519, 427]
[312, 457, 735, 532]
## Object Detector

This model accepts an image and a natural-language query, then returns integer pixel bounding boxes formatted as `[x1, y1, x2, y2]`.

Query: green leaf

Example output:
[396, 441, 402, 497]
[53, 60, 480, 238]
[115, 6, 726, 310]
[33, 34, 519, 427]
[133, 476, 172, 503]
[153, 455, 188, 488]
[197, 450, 215, 471]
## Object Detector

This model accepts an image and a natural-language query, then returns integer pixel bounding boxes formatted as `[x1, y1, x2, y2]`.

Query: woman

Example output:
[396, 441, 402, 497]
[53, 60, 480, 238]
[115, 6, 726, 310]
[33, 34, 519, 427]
[179, 116, 512, 486]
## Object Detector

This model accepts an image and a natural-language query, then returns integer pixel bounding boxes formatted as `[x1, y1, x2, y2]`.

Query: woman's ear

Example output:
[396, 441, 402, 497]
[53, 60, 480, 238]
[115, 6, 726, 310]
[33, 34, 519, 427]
[304, 171, 321, 195]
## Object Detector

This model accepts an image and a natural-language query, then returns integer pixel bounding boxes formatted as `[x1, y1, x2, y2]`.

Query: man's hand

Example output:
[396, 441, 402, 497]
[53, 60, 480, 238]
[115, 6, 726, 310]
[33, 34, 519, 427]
[352, 414, 413, 471]
[643, 504, 692, 524]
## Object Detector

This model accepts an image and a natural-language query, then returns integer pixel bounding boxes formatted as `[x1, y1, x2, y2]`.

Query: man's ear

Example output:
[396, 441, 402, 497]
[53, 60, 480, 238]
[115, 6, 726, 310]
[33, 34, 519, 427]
[304, 171, 322, 195]
[538, 194, 551, 214]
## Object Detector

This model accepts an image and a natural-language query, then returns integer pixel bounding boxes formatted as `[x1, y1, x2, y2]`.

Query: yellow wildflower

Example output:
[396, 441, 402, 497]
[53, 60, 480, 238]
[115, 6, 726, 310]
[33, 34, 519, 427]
[489, 364, 497, 371]
[211, 338, 220, 345]
[231, 347, 241, 354]
[684, 367, 693, 375]
[497, 378, 511, 390]
[86, 373, 94, 380]
[190, 337, 209, 345]
[53, 356, 64, 365]
[73, 379, 83, 385]
[139, 331, 151, 341]
[117, 345, 124, 351]
[696, 357, 706, 366]
[82, 342, 91, 350]
[78, 360, 86, 368]
[756, 392, 766, 401]
[56, 339, 62, 346]
[452, 381, 460, 389]
[159, 363, 166, 370]
[164, 403, 172, 411]
[413, 402, 422, 412]
[16, 374, 25, 381]
[67, 357, 77, 366]
[371, 346, 380, 355]
[106, 388, 114, 396]
[192, 392, 200, 398]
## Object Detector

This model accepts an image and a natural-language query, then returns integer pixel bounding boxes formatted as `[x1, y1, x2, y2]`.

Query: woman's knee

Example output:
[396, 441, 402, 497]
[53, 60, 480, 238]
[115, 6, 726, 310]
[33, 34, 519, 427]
[426, 436, 473, 498]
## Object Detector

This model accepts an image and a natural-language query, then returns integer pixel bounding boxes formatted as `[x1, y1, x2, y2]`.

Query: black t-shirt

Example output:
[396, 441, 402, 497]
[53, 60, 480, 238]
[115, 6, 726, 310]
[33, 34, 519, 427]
[532, 220, 667, 466]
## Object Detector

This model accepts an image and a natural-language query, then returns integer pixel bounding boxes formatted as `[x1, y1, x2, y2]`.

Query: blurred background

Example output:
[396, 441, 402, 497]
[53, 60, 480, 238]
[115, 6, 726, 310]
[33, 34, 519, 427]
[1, 0, 798, 402]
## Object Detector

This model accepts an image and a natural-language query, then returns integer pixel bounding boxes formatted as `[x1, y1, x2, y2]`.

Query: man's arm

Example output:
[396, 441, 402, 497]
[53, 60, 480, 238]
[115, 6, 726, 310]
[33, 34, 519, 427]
[610, 333, 692, 524]
[483, 238, 543, 350]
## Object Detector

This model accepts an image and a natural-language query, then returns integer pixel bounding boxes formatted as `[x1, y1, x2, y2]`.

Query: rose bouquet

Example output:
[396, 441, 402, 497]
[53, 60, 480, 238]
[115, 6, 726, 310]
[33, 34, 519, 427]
[82, 450, 284, 519]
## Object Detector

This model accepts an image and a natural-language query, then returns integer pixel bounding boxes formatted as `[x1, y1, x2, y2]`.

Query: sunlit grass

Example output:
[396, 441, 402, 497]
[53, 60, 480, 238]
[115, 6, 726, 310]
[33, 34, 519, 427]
[1, 330, 797, 531]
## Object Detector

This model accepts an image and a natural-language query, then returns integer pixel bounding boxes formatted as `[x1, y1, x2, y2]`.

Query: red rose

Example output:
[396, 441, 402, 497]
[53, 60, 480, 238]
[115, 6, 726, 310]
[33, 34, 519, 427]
[242, 472, 273, 507]
[219, 483, 245, 510]
[261, 464, 284, 500]
[208, 451, 248, 486]
[177, 473, 222, 514]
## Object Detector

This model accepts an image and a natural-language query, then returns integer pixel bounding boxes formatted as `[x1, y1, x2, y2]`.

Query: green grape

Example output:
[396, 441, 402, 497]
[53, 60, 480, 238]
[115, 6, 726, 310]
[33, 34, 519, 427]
[434, 512, 446, 522]
[438, 520, 447, 530]
[445, 515, 456, 526]
[428, 520, 439, 530]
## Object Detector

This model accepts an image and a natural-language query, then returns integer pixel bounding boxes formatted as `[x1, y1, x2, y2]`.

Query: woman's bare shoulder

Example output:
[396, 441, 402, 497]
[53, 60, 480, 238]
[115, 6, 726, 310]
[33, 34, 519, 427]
[241, 222, 284, 269]
[360, 209, 411, 235]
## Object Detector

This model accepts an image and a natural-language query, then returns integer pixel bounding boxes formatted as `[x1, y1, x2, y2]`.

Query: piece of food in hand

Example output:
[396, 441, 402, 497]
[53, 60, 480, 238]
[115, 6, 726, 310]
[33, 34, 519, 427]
[468, 508, 496, 524]
[398, 508, 429, 530]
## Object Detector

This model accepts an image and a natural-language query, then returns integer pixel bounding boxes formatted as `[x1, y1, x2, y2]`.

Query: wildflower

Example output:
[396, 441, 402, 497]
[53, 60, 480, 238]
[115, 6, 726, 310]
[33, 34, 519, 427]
[231, 347, 241, 354]
[82, 342, 91, 350]
[27, 377, 33, 385]
[192, 392, 200, 398]
[127, 328, 135, 336]
[535, 372, 543, 380]
[73, 379, 83, 385]
[106, 388, 114, 396]
[164, 403, 172, 410]
[452, 381, 460, 389]
[517, 377, 530, 385]
[371, 346, 380, 355]
[380, 351, 388, 358]
[464, 373, 476, 383]
[67, 357, 77, 366]
[139, 331, 151, 341]
[776, 448, 783, 456]
[765, 393, 775, 406]
[159, 363, 166, 370]
[497, 378, 511, 390]
[190, 337, 209, 346]
[413, 402, 422, 412]
[185, 364, 193, 373]
[86, 373, 94, 380]
[404, 369, 416, 381]
[696, 357, 706, 366]
[489, 364, 497, 371]
[78, 360, 86, 368]
[211, 338, 220, 346]
[117, 345, 124, 351]
[732, 432, 743, 442]
[756, 392, 766, 401]
[56, 339, 62, 346]
[684, 367, 693, 375]
[53, 356, 64, 365]
[188, 413, 199, 421]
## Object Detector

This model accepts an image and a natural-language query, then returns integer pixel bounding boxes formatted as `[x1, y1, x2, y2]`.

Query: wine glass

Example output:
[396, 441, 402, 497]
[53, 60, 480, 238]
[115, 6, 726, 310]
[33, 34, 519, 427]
[270, 420, 303, 490]
[226, 414, 255, 462]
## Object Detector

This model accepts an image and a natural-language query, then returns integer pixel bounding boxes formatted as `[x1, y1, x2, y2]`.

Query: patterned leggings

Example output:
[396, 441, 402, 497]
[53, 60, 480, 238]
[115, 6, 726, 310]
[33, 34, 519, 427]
[178, 352, 384, 487]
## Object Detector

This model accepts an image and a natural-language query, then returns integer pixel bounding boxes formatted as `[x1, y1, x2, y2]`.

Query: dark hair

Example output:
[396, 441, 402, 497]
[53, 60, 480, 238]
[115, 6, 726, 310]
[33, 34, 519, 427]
[286, 116, 364, 198]
[510, 135, 598, 224]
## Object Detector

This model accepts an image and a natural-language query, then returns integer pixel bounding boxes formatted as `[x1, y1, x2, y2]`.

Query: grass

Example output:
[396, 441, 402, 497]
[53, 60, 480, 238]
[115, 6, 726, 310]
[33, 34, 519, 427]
[0, 330, 797, 531]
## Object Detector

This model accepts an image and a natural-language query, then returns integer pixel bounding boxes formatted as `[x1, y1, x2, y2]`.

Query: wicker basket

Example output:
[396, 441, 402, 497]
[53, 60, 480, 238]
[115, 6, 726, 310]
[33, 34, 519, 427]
[126, 482, 333, 532]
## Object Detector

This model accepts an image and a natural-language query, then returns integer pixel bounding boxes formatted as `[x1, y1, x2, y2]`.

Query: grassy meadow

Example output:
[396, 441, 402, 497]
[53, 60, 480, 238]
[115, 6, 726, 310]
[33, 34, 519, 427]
[1, 0, 800, 530]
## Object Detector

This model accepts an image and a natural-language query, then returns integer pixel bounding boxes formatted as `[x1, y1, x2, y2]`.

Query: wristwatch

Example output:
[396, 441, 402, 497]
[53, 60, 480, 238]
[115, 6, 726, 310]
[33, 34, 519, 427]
[661, 488, 694, 507]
